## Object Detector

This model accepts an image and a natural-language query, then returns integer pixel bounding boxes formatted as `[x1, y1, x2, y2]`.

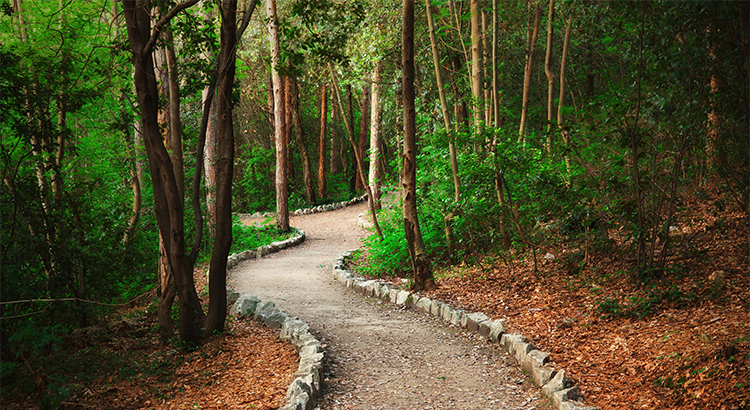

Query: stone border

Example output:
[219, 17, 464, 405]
[236, 194, 367, 219]
[331, 250, 600, 410]
[228, 295, 324, 410]
[224, 229, 323, 410]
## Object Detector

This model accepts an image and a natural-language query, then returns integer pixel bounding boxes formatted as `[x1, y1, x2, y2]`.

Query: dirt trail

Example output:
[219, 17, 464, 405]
[230, 203, 543, 410]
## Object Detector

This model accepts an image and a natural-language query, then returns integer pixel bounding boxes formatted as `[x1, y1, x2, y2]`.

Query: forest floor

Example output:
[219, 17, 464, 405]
[352, 189, 750, 410]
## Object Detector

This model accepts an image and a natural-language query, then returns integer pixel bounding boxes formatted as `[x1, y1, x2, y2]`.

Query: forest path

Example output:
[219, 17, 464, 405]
[229, 203, 543, 410]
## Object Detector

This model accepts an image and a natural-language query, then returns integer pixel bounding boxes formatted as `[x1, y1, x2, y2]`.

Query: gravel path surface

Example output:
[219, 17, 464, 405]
[229, 202, 545, 410]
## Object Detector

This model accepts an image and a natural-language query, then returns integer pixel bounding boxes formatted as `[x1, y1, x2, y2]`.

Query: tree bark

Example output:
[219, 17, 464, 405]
[403, 0, 435, 292]
[328, 64, 383, 240]
[558, 16, 572, 175]
[544, 0, 556, 151]
[470, 0, 483, 135]
[356, 84, 370, 192]
[123, 0, 204, 346]
[267, 0, 289, 231]
[519, 3, 541, 143]
[291, 77, 316, 205]
[369, 62, 383, 206]
[205, 0, 239, 337]
[317, 83, 327, 199]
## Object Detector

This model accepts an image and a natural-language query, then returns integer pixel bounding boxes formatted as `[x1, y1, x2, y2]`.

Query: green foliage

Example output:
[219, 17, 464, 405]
[230, 215, 298, 254]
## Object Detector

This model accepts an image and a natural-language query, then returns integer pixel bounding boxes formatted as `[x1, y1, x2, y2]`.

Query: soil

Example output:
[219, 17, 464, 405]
[231, 202, 545, 409]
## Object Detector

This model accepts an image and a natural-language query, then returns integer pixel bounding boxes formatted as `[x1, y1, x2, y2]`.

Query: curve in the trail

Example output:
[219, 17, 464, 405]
[229, 203, 542, 410]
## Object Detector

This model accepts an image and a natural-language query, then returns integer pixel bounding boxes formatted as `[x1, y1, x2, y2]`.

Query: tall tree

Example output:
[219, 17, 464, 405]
[518, 2, 540, 142]
[318, 83, 328, 199]
[369, 62, 383, 205]
[123, 0, 205, 344]
[205, 0, 244, 336]
[267, 0, 289, 231]
[291, 77, 316, 205]
[470, 0, 483, 134]
[402, 0, 435, 292]
[356, 84, 370, 191]
[544, 0, 555, 151]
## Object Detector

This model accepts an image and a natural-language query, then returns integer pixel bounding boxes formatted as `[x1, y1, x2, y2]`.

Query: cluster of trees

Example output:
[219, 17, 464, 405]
[1, 0, 747, 363]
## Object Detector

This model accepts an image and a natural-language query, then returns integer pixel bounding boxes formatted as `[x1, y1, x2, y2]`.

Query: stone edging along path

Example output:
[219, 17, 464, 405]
[221, 195, 369, 410]
[331, 251, 601, 410]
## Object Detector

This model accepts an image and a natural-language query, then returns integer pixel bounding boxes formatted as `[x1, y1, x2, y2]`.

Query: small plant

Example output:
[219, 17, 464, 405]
[597, 297, 623, 319]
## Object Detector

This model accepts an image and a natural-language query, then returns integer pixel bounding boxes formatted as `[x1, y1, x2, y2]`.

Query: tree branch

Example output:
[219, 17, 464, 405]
[143, 0, 201, 57]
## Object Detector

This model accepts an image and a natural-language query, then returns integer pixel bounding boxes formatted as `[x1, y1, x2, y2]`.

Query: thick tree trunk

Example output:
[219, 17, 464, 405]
[123, 0, 204, 345]
[369, 62, 383, 206]
[267, 0, 289, 231]
[403, 0, 435, 292]
[519, 3, 541, 143]
[318, 84, 327, 199]
[204, 0, 239, 337]
[291, 77, 316, 205]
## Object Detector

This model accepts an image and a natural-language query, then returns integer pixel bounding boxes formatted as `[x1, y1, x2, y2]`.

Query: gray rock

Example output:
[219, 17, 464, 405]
[542, 369, 570, 397]
[558, 399, 600, 410]
[532, 365, 558, 387]
[488, 320, 505, 342]
[230, 295, 261, 318]
[429, 299, 443, 317]
[253, 301, 275, 320]
[415, 297, 432, 314]
[440, 303, 453, 323]
[395, 290, 411, 305]
[450, 309, 464, 326]
[226, 288, 241, 306]
[521, 349, 550, 374]
[553, 386, 582, 408]
[465, 312, 490, 332]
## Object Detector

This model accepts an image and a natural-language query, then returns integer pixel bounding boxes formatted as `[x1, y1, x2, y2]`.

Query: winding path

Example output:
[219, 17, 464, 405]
[229, 202, 543, 410]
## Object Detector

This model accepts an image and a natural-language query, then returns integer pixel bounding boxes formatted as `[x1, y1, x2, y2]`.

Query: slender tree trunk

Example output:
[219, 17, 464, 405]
[202, 5, 218, 233]
[519, 3, 541, 143]
[356, 84, 369, 192]
[267, 0, 289, 231]
[291, 77, 316, 204]
[330, 97, 339, 175]
[318, 83, 327, 199]
[205, 0, 240, 336]
[558, 16, 572, 175]
[284, 76, 295, 182]
[427, 0, 460, 258]
[470, 0, 483, 135]
[329, 64, 383, 239]
[544, 0, 556, 151]
[491, 0, 510, 249]
[402, 0, 435, 292]
[369, 63, 383, 205]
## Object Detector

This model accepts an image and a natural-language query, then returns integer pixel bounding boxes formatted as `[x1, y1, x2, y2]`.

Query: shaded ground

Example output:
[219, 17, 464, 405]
[230, 203, 545, 409]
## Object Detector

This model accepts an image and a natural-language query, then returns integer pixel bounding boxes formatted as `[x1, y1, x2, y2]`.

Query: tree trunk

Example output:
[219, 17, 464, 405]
[291, 77, 316, 205]
[558, 16, 572, 175]
[202, 5, 218, 234]
[330, 96, 339, 175]
[356, 84, 369, 192]
[402, 0, 435, 292]
[470, 0, 483, 135]
[205, 0, 239, 337]
[544, 0, 556, 151]
[519, 3, 540, 143]
[284, 76, 295, 182]
[123, 0, 205, 346]
[267, 0, 289, 231]
[369, 62, 383, 206]
[318, 83, 327, 199]
[328, 64, 383, 240]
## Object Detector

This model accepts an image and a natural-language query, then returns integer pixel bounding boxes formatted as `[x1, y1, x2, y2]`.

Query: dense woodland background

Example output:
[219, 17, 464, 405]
[1, 0, 748, 407]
